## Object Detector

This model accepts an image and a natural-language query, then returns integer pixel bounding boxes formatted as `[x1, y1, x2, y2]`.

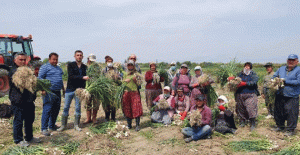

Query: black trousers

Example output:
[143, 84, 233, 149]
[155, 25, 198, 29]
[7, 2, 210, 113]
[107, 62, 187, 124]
[12, 103, 35, 144]
[274, 94, 299, 131]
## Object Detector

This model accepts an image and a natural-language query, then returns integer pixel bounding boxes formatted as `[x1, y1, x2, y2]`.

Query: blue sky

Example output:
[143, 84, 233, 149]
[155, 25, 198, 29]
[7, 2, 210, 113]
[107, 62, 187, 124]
[0, 0, 299, 63]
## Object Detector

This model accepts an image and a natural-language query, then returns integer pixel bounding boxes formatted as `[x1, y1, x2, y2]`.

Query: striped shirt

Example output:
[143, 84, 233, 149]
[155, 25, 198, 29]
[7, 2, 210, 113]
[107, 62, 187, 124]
[38, 63, 64, 91]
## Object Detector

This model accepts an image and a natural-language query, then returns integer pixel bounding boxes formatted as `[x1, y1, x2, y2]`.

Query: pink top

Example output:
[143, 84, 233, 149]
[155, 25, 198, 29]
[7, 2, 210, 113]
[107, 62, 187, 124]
[153, 94, 176, 117]
[172, 74, 191, 93]
[174, 95, 190, 113]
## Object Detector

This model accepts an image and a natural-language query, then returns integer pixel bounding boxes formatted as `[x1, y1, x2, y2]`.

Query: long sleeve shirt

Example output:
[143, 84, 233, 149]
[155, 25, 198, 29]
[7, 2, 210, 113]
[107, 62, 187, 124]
[123, 71, 141, 92]
[9, 65, 36, 106]
[172, 74, 191, 93]
[66, 61, 87, 92]
[190, 105, 212, 126]
[236, 70, 259, 95]
[174, 95, 190, 112]
[272, 66, 300, 98]
[145, 70, 164, 90]
[262, 71, 274, 95]
[38, 63, 64, 91]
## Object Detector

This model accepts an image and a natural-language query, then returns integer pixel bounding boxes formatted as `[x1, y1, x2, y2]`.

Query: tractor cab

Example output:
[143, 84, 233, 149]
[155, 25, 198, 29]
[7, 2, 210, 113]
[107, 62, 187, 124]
[0, 34, 41, 97]
[0, 34, 36, 69]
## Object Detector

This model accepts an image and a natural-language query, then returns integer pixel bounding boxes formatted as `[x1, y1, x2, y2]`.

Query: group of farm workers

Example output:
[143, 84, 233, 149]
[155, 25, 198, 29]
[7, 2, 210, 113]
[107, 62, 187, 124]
[8, 51, 300, 146]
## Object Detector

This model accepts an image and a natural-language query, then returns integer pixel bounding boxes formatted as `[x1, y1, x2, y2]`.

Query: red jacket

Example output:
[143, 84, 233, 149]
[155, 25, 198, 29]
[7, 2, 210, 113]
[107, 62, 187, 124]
[145, 71, 164, 90]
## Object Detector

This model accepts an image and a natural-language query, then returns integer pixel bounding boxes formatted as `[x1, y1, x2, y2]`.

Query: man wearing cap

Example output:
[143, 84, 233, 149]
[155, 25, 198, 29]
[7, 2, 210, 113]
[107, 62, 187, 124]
[165, 62, 177, 87]
[58, 50, 89, 132]
[182, 94, 212, 143]
[122, 60, 143, 131]
[151, 86, 175, 125]
[262, 62, 275, 119]
[272, 54, 300, 136]
[83, 54, 101, 124]
[102, 56, 121, 122]
[190, 66, 214, 108]
[39, 52, 65, 136]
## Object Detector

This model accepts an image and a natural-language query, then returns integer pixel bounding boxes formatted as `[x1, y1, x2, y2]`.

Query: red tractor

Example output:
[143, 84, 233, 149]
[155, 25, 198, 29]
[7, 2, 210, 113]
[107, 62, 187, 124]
[0, 34, 42, 97]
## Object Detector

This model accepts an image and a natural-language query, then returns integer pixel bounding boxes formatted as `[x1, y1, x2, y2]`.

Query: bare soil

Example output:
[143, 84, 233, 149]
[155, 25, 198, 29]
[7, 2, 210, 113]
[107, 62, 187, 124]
[0, 83, 300, 155]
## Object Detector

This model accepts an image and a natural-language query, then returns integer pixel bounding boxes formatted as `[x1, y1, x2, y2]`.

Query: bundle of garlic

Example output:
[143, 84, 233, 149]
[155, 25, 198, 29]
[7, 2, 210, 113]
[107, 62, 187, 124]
[267, 77, 284, 91]
[197, 74, 210, 85]
[227, 77, 242, 92]
[189, 110, 202, 127]
[107, 121, 130, 139]
[172, 114, 184, 126]
[134, 73, 143, 86]
[12, 66, 37, 94]
[152, 72, 160, 84]
[75, 88, 91, 106]
[156, 99, 169, 110]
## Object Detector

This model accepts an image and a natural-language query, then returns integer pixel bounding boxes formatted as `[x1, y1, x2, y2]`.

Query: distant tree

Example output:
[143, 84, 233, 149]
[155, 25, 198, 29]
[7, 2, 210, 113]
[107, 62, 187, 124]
[182, 61, 192, 67]
[42, 58, 49, 64]
[158, 62, 169, 69]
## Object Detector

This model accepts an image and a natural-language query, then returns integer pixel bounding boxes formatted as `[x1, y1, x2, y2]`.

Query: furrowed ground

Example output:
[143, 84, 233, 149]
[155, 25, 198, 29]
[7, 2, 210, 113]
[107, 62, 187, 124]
[1, 65, 300, 155]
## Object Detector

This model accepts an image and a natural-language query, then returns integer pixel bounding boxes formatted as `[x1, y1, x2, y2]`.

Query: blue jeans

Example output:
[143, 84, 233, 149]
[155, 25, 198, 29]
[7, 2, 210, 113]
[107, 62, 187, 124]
[181, 125, 212, 141]
[12, 103, 35, 144]
[41, 91, 61, 131]
[63, 91, 81, 116]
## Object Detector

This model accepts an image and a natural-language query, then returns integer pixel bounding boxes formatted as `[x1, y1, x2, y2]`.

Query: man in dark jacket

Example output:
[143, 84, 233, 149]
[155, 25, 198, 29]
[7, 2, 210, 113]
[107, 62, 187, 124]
[9, 53, 40, 147]
[57, 50, 89, 132]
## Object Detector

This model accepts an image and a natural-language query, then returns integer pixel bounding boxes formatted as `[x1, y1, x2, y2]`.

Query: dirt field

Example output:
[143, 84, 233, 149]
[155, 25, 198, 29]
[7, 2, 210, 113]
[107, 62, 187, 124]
[1, 83, 300, 155]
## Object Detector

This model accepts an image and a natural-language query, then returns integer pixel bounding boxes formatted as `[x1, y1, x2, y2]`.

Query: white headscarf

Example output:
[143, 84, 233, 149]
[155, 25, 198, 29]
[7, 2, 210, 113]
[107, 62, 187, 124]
[217, 95, 228, 105]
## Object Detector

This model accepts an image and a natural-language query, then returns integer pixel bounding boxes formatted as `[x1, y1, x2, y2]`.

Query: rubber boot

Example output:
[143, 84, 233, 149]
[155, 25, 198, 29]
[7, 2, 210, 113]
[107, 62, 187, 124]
[250, 118, 256, 131]
[83, 110, 92, 124]
[135, 117, 140, 132]
[105, 111, 110, 122]
[74, 115, 82, 131]
[57, 115, 68, 132]
[92, 109, 98, 124]
[111, 108, 116, 122]
[126, 117, 132, 129]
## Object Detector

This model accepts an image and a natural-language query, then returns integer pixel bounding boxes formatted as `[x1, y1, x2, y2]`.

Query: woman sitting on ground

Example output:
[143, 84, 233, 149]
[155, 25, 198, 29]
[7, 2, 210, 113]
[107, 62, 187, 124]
[174, 87, 190, 121]
[151, 86, 175, 125]
[213, 95, 237, 134]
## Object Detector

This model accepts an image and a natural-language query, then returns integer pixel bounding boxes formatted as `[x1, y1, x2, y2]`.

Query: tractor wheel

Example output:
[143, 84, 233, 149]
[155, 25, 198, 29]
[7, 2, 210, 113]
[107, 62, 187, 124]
[0, 69, 10, 97]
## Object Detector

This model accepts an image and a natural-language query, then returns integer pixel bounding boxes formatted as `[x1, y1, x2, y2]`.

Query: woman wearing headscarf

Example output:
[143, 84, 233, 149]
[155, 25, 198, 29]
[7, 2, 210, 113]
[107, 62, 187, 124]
[102, 56, 122, 122]
[165, 62, 177, 87]
[151, 86, 175, 125]
[145, 62, 164, 110]
[172, 64, 191, 96]
[213, 95, 237, 134]
[189, 66, 214, 108]
[174, 87, 190, 121]
[122, 60, 143, 131]
[228, 62, 259, 131]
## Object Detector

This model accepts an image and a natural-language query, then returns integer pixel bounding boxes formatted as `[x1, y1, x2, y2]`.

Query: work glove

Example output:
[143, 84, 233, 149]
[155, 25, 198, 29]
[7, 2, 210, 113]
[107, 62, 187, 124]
[180, 111, 187, 120]
[237, 82, 247, 88]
